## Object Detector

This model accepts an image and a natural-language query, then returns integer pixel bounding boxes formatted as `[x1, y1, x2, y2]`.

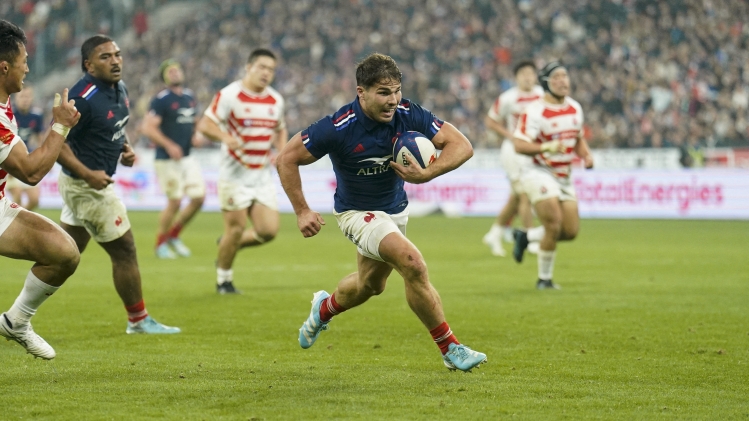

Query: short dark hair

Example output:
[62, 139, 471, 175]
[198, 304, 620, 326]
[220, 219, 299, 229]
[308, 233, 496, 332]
[356, 53, 402, 89]
[513, 60, 536, 75]
[0, 20, 27, 66]
[81, 35, 113, 72]
[248, 48, 276, 64]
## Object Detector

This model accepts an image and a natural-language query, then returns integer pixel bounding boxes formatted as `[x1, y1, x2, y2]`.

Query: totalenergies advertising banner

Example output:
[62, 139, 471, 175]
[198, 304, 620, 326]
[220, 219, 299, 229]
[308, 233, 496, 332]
[36, 158, 748, 220]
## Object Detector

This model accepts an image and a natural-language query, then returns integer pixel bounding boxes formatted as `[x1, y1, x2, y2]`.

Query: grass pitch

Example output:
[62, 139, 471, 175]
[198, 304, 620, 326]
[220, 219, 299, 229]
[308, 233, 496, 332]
[0, 210, 747, 420]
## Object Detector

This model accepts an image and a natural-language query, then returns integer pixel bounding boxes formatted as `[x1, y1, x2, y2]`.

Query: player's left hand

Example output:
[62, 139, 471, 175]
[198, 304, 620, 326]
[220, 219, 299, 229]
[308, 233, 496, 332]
[120, 143, 136, 167]
[389, 153, 431, 184]
[584, 154, 594, 169]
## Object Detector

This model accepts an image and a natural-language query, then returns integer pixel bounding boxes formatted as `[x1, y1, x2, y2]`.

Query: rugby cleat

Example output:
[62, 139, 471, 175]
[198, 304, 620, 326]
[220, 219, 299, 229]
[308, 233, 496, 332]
[442, 343, 487, 372]
[512, 229, 529, 263]
[126, 316, 181, 334]
[155, 243, 177, 259]
[298, 290, 330, 349]
[168, 238, 191, 257]
[216, 281, 241, 295]
[0, 313, 56, 360]
[536, 279, 561, 290]
[482, 232, 506, 257]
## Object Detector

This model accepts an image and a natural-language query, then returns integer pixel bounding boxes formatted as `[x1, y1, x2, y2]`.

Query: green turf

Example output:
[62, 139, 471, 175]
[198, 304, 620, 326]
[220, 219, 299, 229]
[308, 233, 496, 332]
[0, 210, 747, 420]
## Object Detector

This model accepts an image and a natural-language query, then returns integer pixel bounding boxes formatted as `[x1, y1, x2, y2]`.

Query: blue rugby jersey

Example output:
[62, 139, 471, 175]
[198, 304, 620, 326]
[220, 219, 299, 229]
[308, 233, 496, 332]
[148, 88, 197, 160]
[64, 73, 130, 178]
[12, 107, 44, 151]
[302, 97, 444, 214]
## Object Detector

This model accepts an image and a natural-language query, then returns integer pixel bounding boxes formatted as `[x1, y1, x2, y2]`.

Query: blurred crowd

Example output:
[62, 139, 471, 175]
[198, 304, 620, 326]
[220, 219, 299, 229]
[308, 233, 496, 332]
[11, 0, 749, 158]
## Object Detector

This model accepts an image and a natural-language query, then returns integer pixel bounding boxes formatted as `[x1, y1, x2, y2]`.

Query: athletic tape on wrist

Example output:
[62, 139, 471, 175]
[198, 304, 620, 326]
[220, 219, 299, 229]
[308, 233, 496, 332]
[52, 123, 70, 138]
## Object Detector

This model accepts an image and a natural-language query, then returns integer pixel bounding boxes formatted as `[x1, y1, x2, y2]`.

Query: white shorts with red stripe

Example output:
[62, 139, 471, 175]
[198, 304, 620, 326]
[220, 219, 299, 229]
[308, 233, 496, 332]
[334, 209, 409, 262]
[521, 168, 577, 204]
[154, 155, 206, 200]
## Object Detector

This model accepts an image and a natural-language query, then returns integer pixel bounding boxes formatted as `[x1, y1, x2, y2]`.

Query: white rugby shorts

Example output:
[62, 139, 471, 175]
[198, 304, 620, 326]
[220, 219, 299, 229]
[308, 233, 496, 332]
[521, 168, 577, 204]
[218, 179, 278, 211]
[335, 209, 408, 262]
[0, 195, 22, 238]
[154, 155, 206, 200]
[59, 172, 131, 243]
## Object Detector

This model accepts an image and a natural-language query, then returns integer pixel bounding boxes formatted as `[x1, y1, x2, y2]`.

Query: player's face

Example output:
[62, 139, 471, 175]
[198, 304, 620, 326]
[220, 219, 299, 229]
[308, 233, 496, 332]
[245, 56, 276, 91]
[86, 41, 123, 85]
[15, 86, 33, 111]
[357, 79, 401, 123]
[515, 66, 536, 92]
[165, 66, 184, 85]
[548, 68, 570, 97]
[3, 44, 29, 95]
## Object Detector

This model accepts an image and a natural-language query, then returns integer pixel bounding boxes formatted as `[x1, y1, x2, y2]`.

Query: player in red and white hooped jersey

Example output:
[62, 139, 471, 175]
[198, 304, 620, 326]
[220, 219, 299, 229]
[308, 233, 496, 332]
[0, 20, 82, 359]
[511, 61, 594, 290]
[482, 60, 544, 257]
[198, 48, 287, 294]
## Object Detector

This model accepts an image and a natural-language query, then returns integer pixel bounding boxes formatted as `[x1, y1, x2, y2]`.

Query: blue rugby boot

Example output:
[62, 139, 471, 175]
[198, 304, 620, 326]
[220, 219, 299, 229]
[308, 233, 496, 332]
[443, 343, 487, 372]
[155, 243, 177, 259]
[512, 229, 529, 263]
[126, 316, 181, 334]
[299, 290, 330, 349]
[168, 238, 191, 257]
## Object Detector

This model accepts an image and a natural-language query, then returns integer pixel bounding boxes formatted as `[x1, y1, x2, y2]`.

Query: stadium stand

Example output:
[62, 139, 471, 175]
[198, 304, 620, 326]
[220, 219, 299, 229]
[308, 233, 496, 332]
[9, 0, 749, 162]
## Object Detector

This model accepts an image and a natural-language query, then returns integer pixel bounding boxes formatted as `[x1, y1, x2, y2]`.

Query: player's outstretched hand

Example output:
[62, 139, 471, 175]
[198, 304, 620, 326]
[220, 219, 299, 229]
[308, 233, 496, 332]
[52, 88, 81, 128]
[297, 208, 325, 238]
[84, 170, 114, 190]
[120, 143, 136, 167]
[390, 153, 431, 184]
[584, 154, 594, 169]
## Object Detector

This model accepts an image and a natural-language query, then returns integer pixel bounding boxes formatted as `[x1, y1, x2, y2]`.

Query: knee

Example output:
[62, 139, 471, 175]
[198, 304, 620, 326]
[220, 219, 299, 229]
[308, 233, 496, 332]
[399, 253, 428, 282]
[544, 219, 563, 237]
[225, 224, 244, 240]
[562, 227, 579, 241]
[56, 241, 80, 277]
[362, 281, 386, 296]
[256, 229, 277, 243]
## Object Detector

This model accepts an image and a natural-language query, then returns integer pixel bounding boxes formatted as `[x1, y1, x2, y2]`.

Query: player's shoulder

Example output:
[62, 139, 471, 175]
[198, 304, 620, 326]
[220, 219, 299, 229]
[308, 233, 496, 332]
[532, 85, 545, 96]
[523, 99, 546, 115]
[155, 88, 170, 100]
[265, 85, 283, 102]
[70, 76, 95, 99]
[327, 101, 357, 130]
[183, 88, 196, 98]
[499, 86, 519, 101]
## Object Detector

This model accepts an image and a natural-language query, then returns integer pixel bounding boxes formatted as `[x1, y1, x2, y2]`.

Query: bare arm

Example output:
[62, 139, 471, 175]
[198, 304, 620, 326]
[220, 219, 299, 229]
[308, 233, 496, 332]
[1, 89, 80, 185]
[390, 122, 473, 184]
[276, 131, 325, 237]
[196, 115, 240, 149]
[575, 133, 594, 169]
[484, 115, 513, 140]
[140, 111, 183, 159]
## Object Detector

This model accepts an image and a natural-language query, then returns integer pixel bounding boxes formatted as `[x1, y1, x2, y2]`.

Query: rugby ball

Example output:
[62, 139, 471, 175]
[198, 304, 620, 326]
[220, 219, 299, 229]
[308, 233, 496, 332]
[393, 131, 437, 168]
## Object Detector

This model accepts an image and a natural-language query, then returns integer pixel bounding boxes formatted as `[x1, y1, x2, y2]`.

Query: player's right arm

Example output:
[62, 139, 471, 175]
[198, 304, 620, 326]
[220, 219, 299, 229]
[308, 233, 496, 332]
[276, 131, 325, 238]
[197, 91, 241, 149]
[485, 94, 513, 140]
[55, 96, 113, 190]
[1, 89, 80, 185]
[512, 109, 561, 156]
[141, 110, 183, 160]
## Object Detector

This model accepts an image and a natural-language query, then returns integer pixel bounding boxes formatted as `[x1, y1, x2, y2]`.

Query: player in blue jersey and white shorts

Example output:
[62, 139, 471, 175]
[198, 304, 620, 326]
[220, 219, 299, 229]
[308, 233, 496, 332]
[56, 35, 180, 335]
[277, 53, 486, 372]
[141, 59, 205, 259]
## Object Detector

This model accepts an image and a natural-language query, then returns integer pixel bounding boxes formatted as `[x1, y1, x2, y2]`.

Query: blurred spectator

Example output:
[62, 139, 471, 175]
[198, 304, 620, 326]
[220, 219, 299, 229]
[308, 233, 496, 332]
[10, 0, 749, 156]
